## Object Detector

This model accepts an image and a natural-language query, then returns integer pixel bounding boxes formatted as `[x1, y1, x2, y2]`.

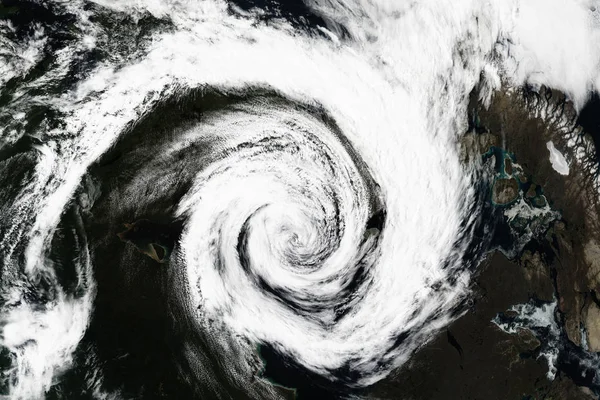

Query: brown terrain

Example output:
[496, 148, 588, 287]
[367, 87, 600, 400]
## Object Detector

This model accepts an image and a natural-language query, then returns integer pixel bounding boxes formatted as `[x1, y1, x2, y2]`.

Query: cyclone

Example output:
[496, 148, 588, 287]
[78, 83, 482, 396]
[1, 0, 600, 398]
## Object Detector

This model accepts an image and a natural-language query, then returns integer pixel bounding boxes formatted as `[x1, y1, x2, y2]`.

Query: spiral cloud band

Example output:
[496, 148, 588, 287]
[1, 0, 600, 397]
[176, 94, 476, 385]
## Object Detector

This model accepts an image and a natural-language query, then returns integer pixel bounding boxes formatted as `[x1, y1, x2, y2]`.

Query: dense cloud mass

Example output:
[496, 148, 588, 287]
[1, 0, 600, 398]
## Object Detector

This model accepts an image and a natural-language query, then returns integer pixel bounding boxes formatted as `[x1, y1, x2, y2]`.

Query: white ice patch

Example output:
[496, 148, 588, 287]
[504, 198, 557, 222]
[493, 300, 560, 380]
[546, 141, 570, 175]
[581, 324, 590, 351]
